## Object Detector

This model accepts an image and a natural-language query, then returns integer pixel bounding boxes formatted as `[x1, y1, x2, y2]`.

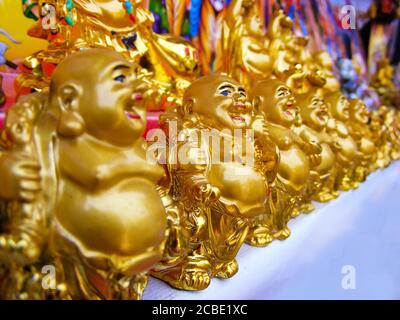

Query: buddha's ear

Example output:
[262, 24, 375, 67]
[183, 98, 194, 115]
[57, 84, 85, 138]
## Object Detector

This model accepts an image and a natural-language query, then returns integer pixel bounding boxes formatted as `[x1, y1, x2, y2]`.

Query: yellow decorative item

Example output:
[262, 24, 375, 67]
[324, 92, 360, 191]
[0, 49, 170, 299]
[347, 99, 377, 183]
[152, 74, 278, 290]
[16, 0, 200, 109]
[245, 79, 321, 246]
[370, 58, 398, 108]
[218, 0, 271, 88]
[294, 88, 338, 204]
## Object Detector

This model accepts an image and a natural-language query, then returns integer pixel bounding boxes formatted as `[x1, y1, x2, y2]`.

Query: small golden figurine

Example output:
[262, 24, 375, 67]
[370, 108, 392, 169]
[218, 0, 272, 88]
[17, 0, 200, 108]
[0, 49, 170, 299]
[245, 79, 321, 246]
[294, 88, 338, 203]
[267, 11, 326, 95]
[347, 99, 377, 182]
[152, 74, 278, 290]
[314, 51, 341, 94]
[324, 92, 360, 191]
[370, 58, 399, 108]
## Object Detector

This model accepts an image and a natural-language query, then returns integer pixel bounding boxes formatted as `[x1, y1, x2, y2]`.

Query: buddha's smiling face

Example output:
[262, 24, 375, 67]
[299, 92, 329, 130]
[251, 80, 299, 128]
[328, 93, 350, 121]
[213, 81, 252, 129]
[183, 75, 252, 130]
[351, 99, 370, 125]
[78, 58, 147, 146]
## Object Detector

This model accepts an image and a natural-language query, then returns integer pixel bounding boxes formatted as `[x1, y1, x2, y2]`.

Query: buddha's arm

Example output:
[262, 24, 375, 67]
[57, 137, 100, 190]
[294, 130, 322, 167]
[177, 130, 219, 205]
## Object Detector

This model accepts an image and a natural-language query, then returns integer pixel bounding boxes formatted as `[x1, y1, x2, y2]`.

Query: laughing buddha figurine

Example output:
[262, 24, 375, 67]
[294, 88, 338, 204]
[0, 49, 170, 299]
[324, 91, 361, 191]
[18, 0, 199, 107]
[347, 99, 377, 181]
[218, 0, 272, 88]
[245, 79, 322, 247]
[370, 108, 392, 169]
[152, 74, 278, 290]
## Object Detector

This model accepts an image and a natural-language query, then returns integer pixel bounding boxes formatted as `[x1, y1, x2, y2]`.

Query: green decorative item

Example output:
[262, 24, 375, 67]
[66, 0, 74, 11]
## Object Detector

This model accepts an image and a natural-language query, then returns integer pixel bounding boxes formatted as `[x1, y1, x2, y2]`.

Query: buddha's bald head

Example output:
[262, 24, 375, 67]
[183, 74, 241, 112]
[50, 48, 133, 94]
[49, 49, 146, 146]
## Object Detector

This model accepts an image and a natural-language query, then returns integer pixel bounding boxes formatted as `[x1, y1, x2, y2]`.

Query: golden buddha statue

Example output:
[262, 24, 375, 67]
[347, 99, 377, 182]
[315, 51, 341, 94]
[324, 91, 361, 191]
[380, 107, 400, 161]
[294, 88, 338, 204]
[267, 11, 326, 96]
[268, 9, 296, 80]
[370, 108, 392, 169]
[0, 49, 172, 299]
[152, 74, 278, 289]
[218, 0, 272, 88]
[245, 79, 321, 246]
[17, 0, 200, 108]
[370, 58, 398, 108]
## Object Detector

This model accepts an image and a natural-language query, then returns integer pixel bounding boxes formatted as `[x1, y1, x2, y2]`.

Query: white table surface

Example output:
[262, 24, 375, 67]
[143, 161, 400, 300]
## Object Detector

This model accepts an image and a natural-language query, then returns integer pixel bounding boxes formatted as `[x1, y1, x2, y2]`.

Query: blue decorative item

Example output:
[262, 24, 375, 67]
[125, 0, 133, 15]
[190, 0, 202, 38]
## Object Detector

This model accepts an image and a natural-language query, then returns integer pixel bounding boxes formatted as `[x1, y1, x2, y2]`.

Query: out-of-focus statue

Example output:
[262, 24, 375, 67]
[218, 0, 271, 88]
[245, 79, 321, 246]
[17, 0, 200, 109]
[152, 74, 278, 289]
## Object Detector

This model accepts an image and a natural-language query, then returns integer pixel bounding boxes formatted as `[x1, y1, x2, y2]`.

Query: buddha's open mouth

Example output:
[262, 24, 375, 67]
[229, 102, 249, 123]
[284, 101, 297, 117]
[316, 109, 329, 122]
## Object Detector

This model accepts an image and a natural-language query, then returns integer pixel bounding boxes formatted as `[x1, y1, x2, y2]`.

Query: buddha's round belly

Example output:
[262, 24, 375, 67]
[338, 136, 358, 159]
[56, 178, 167, 257]
[315, 143, 335, 175]
[207, 163, 268, 217]
[278, 148, 310, 192]
[360, 138, 375, 155]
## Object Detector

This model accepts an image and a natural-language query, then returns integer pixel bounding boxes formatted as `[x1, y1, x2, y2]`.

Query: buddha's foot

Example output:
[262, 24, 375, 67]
[300, 202, 315, 214]
[152, 255, 211, 291]
[273, 226, 291, 240]
[246, 225, 274, 247]
[215, 259, 238, 279]
[350, 181, 359, 189]
[314, 190, 337, 202]
[337, 175, 353, 191]
[291, 207, 301, 218]
[181, 269, 211, 291]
